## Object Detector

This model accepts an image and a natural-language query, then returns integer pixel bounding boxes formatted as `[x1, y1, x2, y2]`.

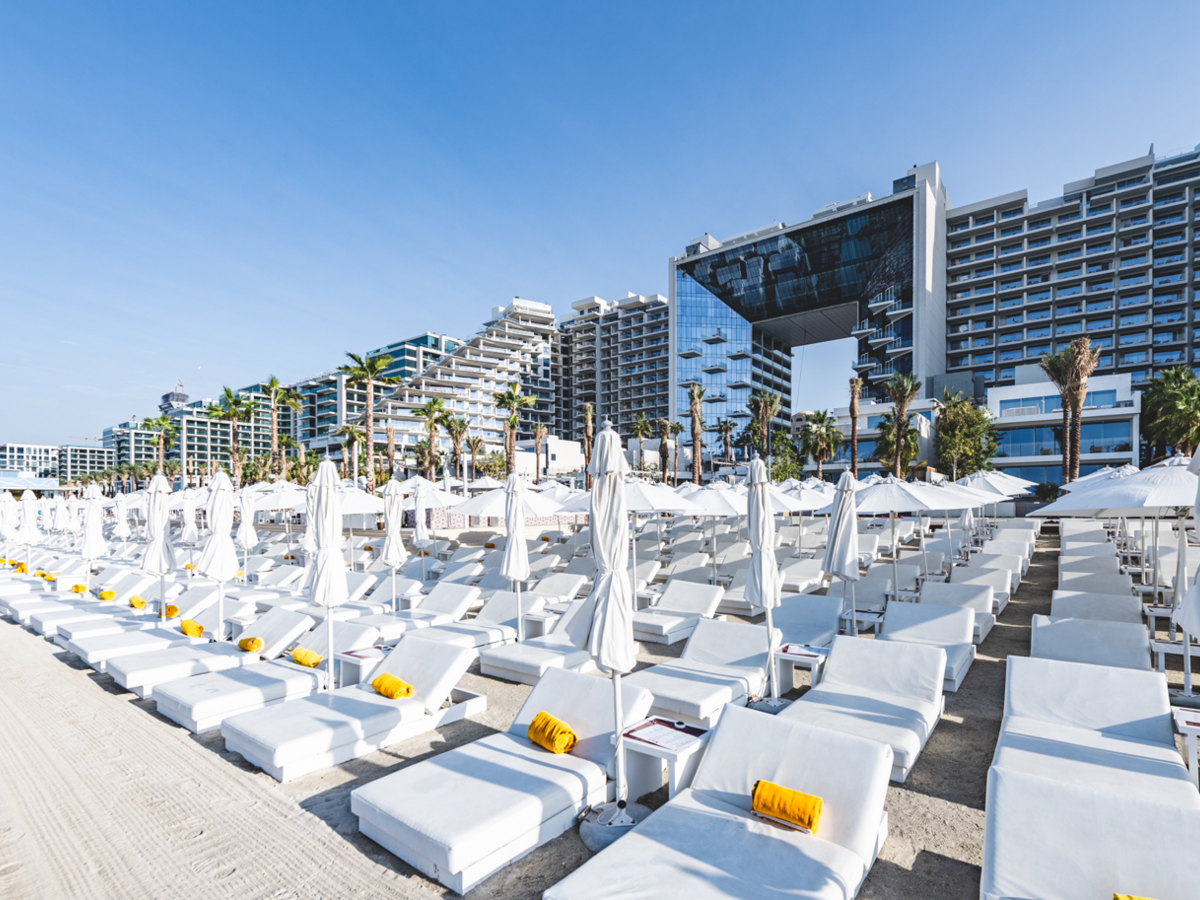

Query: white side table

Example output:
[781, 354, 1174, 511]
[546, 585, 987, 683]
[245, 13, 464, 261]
[228, 614, 261, 641]
[336, 647, 387, 687]
[773, 644, 830, 692]
[1172, 706, 1200, 789]
[621, 717, 711, 802]
[522, 610, 561, 639]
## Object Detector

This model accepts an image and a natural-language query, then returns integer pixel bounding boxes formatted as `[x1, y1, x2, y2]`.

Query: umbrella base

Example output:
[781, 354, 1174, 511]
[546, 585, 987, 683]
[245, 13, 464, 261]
[747, 697, 792, 715]
[1169, 688, 1200, 710]
[579, 801, 651, 852]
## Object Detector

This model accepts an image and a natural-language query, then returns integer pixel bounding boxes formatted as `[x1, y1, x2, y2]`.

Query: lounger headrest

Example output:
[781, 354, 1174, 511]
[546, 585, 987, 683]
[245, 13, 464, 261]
[418, 582, 481, 615]
[373, 636, 473, 714]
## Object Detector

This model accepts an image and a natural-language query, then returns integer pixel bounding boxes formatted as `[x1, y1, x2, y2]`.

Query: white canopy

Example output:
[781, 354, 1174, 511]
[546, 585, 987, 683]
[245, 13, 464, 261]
[452, 487, 561, 520]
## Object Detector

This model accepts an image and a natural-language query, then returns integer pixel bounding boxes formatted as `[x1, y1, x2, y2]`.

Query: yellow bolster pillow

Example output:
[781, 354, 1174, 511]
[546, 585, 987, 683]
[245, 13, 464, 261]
[99, 590, 115, 601]
[128, 596, 146, 609]
[238, 637, 263, 653]
[181, 620, 204, 638]
[15, 563, 27, 574]
[164, 605, 179, 619]
[484, 542, 495, 549]
[364, 545, 373, 551]
[528, 711, 577, 754]
[292, 647, 323, 668]
[72, 584, 87, 594]
[34, 570, 45, 578]
[751, 780, 823, 835]
[541, 535, 550, 541]
[44, 576, 56, 583]
[1114, 895, 1159, 900]
[371, 672, 412, 699]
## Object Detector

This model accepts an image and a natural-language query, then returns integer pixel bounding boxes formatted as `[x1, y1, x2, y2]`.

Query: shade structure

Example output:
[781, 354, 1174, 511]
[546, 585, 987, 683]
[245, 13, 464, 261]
[1032, 455, 1197, 518]
[467, 475, 505, 490]
[1171, 461, 1198, 696]
[1060, 465, 1116, 492]
[50, 497, 65, 532]
[821, 471, 861, 636]
[180, 488, 200, 544]
[311, 459, 349, 692]
[198, 471, 239, 633]
[79, 483, 107, 565]
[399, 488, 463, 511]
[380, 478, 408, 612]
[451, 486, 561, 520]
[337, 487, 386, 516]
[501, 474, 532, 640]
[412, 483, 430, 550]
[579, 422, 639, 844]
[112, 493, 132, 541]
[140, 475, 175, 577]
[746, 457, 783, 702]
[65, 498, 82, 535]
[235, 486, 258, 549]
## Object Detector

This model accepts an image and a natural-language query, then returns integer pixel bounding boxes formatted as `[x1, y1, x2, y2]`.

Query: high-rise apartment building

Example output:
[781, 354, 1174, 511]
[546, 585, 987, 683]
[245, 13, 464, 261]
[158, 386, 275, 476]
[366, 332, 463, 383]
[559, 293, 670, 441]
[0, 443, 63, 478]
[102, 419, 159, 468]
[59, 445, 116, 481]
[290, 371, 395, 455]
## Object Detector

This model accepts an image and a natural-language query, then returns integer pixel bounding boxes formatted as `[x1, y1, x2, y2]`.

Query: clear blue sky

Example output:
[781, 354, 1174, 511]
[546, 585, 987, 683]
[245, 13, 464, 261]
[3, 1, 1198, 445]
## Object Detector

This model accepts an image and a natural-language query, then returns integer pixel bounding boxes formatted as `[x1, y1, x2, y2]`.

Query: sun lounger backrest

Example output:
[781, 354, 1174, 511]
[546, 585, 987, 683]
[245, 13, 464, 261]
[1057, 571, 1133, 594]
[1004, 655, 1172, 745]
[897, 550, 944, 575]
[983, 540, 1031, 559]
[344, 571, 381, 604]
[825, 578, 890, 609]
[509, 667, 653, 770]
[171, 583, 219, 618]
[681, 618, 773, 672]
[415, 582, 480, 616]
[439, 561, 484, 585]
[1049, 590, 1142, 624]
[950, 569, 1010, 594]
[257, 565, 305, 587]
[822, 635, 945, 707]
[654, 580, 724, 616]
[919, 581, 993, 614]
[240, 608, 316, 658]
[298, 620, 379, 656]
[191, 599, 255, 635]
[475, 590, 544, 627]
[1029, 615, 1150, 670]
[473, 569, 510, 592]
[865, 564, 920, 591]
[372, 635, 474, 714]
[530, 573, 587, 602]
[771, 594, 841, 637]
[634, 560, 660, 584]
[1057, 554, 1122, 573]
[880, 603, 973, 645]
[969, 553, 1022, 575]
[857, 534, 879, 554]
[1059, 542, 1115, 558]
[691, 704, 892, 863]
[562, 557, 597, 579]
[551, 592, 600, 648]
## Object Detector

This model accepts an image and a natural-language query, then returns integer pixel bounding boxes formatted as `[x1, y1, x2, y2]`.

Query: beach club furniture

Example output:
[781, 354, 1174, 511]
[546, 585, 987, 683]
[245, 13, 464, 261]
[825, 577, 891, 614]
[107, 607, 315, 698]
[65, 584, 222, 668]
[155, 621, 380, 733]
[349, 583, 479, 642]
[1058, 554, 1122, 575]
[1029, 615, 1151, 670]
[780, 557, 826, 593]
[349, 667, 653, 895]
[252, 564, 306, 588]
[632, 580, 725, 645]
[897, 549, 945, 578]
[1057, 570, 1134, 594]
[982, 655, 1200, 900]
[918, 581, 995, 643]
[526, 573, 589, 612]
[780, 636, 945, 783]
[223, 635, 480, 783]
[878, 603, 975, 692]
[771, 595, 842, 690]
[255, 569, 385, 613]
[981, 539, 1032, 566]
[478, 596, 599, 685]
[19, 571, 159, 629]
[1058, 541, 1117, 558]
[543, 704, 893, 900]
[408, 590, 544, 657]
[624, 618, 775, 728]
[857, 533, 880, 567]
[1050, 589, 1144, 624]
[713, 568, 755, 615]
[948, 568, 1010, 614]
[966, 553, 1023, 593]
[865, 563, 920, 596]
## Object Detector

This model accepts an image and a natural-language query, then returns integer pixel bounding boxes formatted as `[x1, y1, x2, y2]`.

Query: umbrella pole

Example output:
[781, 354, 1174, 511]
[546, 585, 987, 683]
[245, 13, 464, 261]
[848, 578, 858, 638]
[516, 580, 524, 641]
[710, 516, 717, 586]
[160, 576, 166, 625]
[765, 605, 780, 701]
[945, 509, 953, 566]
[611, 671, 630, 818]
[326, 613, 335, 692]
[216, 581, 224, 642]
[1140, 516, 1147, 585]
[1154, 517, 1161, 609]
[891, 510, 898, 603]
[391, 570, 397, 614]
[1176, 510, 1192, 695]
[631, 515, 638, 600]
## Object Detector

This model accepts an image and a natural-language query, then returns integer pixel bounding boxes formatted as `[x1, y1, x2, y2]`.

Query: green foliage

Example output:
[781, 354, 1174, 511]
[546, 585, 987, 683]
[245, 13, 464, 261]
[796, 410, 844, 478]
[872, 411, 920, 474]
[767, 430, 803, 482]
[1142, 366, 1200, 458]
[1034, 482, 1061, 503]
[934, 389, 998, 481]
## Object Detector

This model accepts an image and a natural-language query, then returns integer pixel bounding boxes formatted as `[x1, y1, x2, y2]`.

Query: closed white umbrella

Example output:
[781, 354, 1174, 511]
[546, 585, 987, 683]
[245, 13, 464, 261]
[197, 472, 239, 637]
[746, 457, 784, 704]
[412, 484, 431, 581]
[140, 474, 176, 624]
[311, 459, 348, 691]
[380, 478, 409, 612]
[0, 491, 15, 541]
[50, 497, 65, 533]
[19, 490, 40, 549]
[236, 486, 258, 579]
[501, 474, 532, 640]
[112, 493, 133, 541]
[79, 483, 107, 592]
[180, 488, 200, 545]
[579, 422, 640, 847]
[298, 483, 319, 589]
[822, 471, 861, 636]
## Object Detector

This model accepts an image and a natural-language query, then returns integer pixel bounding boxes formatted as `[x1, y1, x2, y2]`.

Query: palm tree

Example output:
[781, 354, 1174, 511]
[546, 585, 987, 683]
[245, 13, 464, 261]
[1143, 367, 1200, 459]
[796, 410, 844, 480]
[583, 403, 595, 489]
[206, 387, 257, 487]
[385, 423, 396, 478]
[688, 384, 705, 484]
[748, 391, 782, 458]
[334, 423, 366, 483]
[163, 459, 182, 488]
[466, 436, 486, 481]
[532, 424, 548, 484]
[1065, 337, 1102, 483]
[144, 415, 176, 474]
[883, 373, 923, 478]
[714, 418, 736, 476]
[337, 352, 399, 491]
[656, 419, 671, 484]
[848, 377, 863, 479]
[413, 398, 449, 481]
[1038, 348, 1073, 484]
[445, 417, 469, 486]
[492, 383, 535, 475]
[669, 421, 685, 486]
[260, 376, 303, 477]
[873, 410, 920, 475]
[631, 413, 653, 474]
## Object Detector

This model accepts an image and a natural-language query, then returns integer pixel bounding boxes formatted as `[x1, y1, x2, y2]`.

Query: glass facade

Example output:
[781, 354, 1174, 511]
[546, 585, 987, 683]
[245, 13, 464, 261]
[995, 421, 1131, 458]
[997, 390, 1117, 415]
[998, 463, 1104, 485]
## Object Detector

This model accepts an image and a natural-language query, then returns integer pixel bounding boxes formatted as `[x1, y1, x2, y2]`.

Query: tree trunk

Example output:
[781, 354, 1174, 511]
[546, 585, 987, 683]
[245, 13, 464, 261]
[1070, 400, 1083, 482]
[692, 421, 702, 485]
[270, 404, 279, 476]
[893, 410, 905, 478]
[534, 440, 541, 484]
[1060, 404, 1072, 484]
[386, 425, 395, 478]
[364, 384, 375, 491]
[849, 379, 860, 479]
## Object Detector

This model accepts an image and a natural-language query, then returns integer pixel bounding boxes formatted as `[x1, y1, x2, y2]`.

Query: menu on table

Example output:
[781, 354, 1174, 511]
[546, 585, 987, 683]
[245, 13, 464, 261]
[625, 717, 706, 752]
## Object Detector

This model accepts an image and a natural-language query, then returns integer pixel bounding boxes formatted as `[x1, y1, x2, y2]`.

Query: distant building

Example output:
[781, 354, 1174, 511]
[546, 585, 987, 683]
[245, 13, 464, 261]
[59, 445, 115, 481]
[102, 419, 158, 468]
[290, 371, 397, 456]
[367, 332, 463, 383]
[0, 443, 62, 478]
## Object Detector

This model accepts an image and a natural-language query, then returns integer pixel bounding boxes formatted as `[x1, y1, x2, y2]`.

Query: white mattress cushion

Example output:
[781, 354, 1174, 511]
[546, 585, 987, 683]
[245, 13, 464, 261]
[880, 603, 974, 646]
[782, 684, 934, 770]
[625, 660, 757, 720]
[368, 636, 474, 715]
[1029, 615, 1149, 670]
[820, 635, 945, 709]
[108, 643, 248, 686]
[632, 610, 697, 636]
[653, 580, 724, 616]
[918, 582, 993, 614]
[407, 621, 516, 649]
[478, 634, 591, 679]
[1049, 590, 1143, 624]
[156, 661, 324, 721]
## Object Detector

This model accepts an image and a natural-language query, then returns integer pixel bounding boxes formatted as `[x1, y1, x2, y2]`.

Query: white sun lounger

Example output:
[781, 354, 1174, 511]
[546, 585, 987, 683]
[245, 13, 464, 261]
[107, 607, 315, 698]
[866, 563, 920, 594]
[624, 618, 775, 728]
[879, 603, 975, 692]
[1050, 589, 1143, 624]
[1029, 614, 1150, 670]
[779, 557, 826, 594]
[1059, 541, 1116, 558]
[16, 571, 159, 628]
[632, 580, 725, 645]
[780, 636, 945, 783]
[349, 583, 480, 642]
[350, 667, 653, 894]
[948, 568, 1010, 614]
[966, 553, 1023, 593]
[478, 594, 599, 685]
[223, 635, 481, 783]
[155, 620, 380, 733]
[543, 704, 893, 900]
[825, 577, 891, 614]
[1058, 554, 1122, 575]
[918, 581, 995, 643]
[66, 585, 223, 668]
[407, 590, 545, 657]
[1057, 570, 1134, 594]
